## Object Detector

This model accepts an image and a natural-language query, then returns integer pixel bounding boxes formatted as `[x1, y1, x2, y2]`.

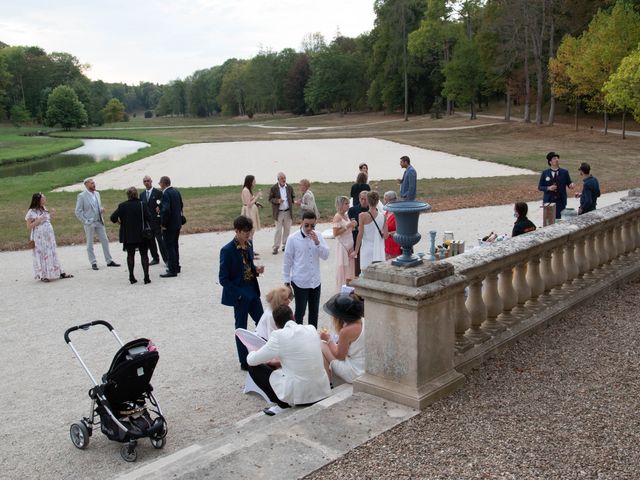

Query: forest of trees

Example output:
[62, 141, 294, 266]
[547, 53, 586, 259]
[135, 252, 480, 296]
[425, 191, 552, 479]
[1, 0, 639, 128]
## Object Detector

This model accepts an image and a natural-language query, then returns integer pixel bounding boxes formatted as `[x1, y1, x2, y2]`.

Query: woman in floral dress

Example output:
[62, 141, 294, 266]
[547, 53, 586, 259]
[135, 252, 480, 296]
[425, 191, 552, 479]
[25, 192, 72, 282]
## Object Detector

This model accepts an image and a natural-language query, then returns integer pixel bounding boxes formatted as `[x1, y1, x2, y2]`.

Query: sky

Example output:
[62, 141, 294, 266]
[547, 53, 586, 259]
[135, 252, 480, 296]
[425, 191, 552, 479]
[2, 0, 377, 85]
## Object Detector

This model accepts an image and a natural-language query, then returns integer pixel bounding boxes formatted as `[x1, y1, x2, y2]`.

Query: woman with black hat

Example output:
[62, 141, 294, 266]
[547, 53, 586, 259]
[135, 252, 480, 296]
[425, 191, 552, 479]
[320, 293, 365, 383]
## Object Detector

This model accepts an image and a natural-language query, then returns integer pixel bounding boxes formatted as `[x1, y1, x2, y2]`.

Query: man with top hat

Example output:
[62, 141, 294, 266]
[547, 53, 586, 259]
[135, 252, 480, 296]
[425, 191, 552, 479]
[538, 151, 575, 219]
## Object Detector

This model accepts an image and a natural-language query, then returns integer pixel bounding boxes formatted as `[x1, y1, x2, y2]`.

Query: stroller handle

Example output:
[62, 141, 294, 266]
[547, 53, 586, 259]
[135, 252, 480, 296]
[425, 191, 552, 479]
[64, 320, 115, 343]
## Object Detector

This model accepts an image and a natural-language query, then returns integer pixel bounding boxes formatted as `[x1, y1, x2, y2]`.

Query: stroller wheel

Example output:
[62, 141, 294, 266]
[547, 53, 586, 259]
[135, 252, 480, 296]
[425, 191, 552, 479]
[150, 436, 166, 449]
[70, 423, 90, 449]
[120, 443, 138, 462]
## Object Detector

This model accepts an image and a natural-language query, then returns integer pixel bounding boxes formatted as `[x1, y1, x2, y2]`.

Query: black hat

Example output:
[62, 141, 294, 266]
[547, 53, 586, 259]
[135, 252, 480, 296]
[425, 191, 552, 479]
[546, 152, 559, 165]
[323, 293, 364, 322]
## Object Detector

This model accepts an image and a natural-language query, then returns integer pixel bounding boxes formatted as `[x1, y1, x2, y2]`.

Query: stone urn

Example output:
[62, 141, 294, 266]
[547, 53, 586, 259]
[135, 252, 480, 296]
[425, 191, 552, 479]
[385, 200, 432, 267]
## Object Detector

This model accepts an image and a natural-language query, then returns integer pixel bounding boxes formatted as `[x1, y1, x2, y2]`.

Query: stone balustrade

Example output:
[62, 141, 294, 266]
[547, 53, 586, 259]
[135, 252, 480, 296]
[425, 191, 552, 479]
[352, 190, 640, 409]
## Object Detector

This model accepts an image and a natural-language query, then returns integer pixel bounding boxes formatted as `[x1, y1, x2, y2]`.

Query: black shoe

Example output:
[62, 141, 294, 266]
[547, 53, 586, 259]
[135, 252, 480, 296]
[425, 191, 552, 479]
[107, 261, 120, 267]
[149, 258, 160, 266]
[91, 264, 99, 271]
[144, 278, 151, 284]
[281, 246, 285, 252]
[129, 277, 138, 284]
[160, 272, 177, 278]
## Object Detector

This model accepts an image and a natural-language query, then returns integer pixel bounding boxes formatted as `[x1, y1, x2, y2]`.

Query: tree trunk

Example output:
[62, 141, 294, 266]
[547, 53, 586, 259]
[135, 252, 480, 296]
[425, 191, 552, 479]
[574, 99, 579, 131]
[523, 28, 531, 123]
[548, 96, 556, 125]
[548, 6, 556, 125]
[470, 99, 476, 120]
[622, 109, 626, 139]
[402, 5, 409, 122]
[603, 110, 608, 135]
[505, 91, 511, 121]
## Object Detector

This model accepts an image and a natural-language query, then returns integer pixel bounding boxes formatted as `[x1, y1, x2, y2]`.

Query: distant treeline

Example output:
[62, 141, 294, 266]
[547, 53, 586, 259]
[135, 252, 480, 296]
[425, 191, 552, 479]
[1, 0, 639, 128]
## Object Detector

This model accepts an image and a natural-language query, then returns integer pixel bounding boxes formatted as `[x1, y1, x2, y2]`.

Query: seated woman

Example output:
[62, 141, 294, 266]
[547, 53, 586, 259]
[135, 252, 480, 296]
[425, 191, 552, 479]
[247, 305, 331, 416]
[512, 202, 537, 237]
[320, 293, 365, 384]
[255, 286, 293, 340]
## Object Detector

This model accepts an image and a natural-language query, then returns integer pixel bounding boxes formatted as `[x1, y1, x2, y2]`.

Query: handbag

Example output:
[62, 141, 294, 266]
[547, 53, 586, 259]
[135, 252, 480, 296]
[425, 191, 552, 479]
[181, 213, 187, 225]
[141, 204, 153, 240]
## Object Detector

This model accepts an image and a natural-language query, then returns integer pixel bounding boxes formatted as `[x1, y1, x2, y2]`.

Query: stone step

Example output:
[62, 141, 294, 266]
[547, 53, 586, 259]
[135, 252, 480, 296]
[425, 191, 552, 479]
[116, 385, 418, 480]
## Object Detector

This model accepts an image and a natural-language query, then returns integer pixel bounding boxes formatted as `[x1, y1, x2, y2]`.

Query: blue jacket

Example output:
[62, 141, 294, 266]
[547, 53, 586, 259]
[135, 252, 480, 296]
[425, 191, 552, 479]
[538, 168, 572, 214]
[160, 186, 183, 231]
[579, 176, 600, 214]
[219, 238, 260, 307]
[400, 165, 417, 201]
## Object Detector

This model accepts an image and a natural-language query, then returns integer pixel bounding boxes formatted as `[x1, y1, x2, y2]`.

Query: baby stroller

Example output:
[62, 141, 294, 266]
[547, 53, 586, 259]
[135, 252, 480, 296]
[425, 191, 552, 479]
[64, 320, 167, 462]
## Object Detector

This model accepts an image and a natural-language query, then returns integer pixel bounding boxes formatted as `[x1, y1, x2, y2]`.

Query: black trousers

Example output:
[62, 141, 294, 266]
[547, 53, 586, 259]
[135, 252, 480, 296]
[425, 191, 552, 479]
[162, 228, 180, 274]
[291, 281, 321, 328]
[247, 365, 289, 408]
[148, 229, 167, 262]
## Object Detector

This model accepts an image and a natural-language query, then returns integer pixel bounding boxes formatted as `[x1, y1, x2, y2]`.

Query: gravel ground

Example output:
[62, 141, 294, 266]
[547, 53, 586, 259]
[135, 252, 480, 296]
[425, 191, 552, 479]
[306, 277, 640, 480]
[0, 191, 630, 479]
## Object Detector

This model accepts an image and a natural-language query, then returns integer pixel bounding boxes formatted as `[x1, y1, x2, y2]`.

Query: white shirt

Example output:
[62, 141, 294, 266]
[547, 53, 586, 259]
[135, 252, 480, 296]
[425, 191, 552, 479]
[278, 183, 289, 210]
[282, 228, 330, 288]
[255, 307, 276, 340]
[247, 321, 331, 405]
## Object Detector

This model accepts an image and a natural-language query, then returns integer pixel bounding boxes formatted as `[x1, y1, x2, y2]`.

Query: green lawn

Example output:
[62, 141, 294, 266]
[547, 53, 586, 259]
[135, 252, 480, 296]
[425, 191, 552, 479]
[2, 113, 638, 251]
[0, 127, 83, 164]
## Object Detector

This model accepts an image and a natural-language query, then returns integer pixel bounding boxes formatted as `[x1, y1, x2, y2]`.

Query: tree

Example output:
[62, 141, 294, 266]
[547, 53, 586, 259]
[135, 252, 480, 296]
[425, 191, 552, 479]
[284, 54, 311, 114]
[442, 36, 484, 119]
[45, 85, 87, 129]
[549, 34, 582, 129]
[603, 46, 640, 138]
[102, 98, 126, 123]
[10, 102, 31, 125]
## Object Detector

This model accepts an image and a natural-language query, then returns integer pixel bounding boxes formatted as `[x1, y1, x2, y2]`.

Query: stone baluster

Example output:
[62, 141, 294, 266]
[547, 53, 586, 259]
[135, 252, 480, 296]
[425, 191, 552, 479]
[584, 233, 599, 274]
[465, 279, 490, 343]
[525, 256, 544, 304]
[454, 289, 472, 353]
[603, 227, 615, 264]
[632, 216, 640, 250]
[564, 241, 579, 285]
[481, 271, 505, 335]
[498, 266, 518, 327]
[593, 231, 606, 271]
[551, 245, 567, 290]
[574, 238, 587, 278]
[621, 221, 634, 254]
[613, 223, 624, 258]
[539, 251, 555, 296]
[512, 262, 531, 317]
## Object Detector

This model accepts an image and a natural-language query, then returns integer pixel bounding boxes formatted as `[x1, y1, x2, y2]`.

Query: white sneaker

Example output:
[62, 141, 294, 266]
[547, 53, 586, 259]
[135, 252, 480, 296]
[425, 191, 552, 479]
[263, 405, 287, 416]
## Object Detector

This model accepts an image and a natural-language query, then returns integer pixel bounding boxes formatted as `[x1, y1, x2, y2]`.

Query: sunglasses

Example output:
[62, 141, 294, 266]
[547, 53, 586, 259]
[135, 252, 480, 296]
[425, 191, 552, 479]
[303, 223, 316, 229]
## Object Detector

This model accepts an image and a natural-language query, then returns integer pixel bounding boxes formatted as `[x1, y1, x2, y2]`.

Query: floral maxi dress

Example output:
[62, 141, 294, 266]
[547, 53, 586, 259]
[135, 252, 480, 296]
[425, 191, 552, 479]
[25, 209, 63, 280]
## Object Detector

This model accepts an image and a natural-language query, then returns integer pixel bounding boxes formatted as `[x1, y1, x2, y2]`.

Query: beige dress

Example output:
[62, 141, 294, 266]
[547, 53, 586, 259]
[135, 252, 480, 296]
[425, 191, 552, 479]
[240, 187, 261, 231]
[334, 213, 355, 292]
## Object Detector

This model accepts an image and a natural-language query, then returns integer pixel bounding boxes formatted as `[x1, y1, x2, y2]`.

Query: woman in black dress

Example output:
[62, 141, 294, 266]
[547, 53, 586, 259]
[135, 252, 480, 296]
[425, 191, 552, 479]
[111, 187, 153, 284]
[350, 171, 370, 209]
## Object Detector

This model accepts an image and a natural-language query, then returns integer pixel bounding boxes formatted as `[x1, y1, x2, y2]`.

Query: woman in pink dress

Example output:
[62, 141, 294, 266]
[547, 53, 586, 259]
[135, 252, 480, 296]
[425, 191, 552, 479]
[332, 196, 357, 292]
[240, 175, 263, 256]
[25, 192, 73, 282]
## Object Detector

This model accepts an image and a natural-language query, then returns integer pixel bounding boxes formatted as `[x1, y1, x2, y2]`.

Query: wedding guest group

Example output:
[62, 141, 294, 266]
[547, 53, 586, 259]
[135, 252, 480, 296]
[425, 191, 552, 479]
[25, 192, 73, 282]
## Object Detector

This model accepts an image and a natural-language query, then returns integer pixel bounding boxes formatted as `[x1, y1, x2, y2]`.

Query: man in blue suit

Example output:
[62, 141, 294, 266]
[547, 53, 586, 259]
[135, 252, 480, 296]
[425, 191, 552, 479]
[538, 151, 575, 219]
[219, 216, 265, 370]
[159, 176, 183, 278]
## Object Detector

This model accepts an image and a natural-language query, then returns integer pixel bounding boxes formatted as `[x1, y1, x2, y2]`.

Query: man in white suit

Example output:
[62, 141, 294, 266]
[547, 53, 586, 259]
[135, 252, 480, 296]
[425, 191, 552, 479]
[75, 178, 120, 270]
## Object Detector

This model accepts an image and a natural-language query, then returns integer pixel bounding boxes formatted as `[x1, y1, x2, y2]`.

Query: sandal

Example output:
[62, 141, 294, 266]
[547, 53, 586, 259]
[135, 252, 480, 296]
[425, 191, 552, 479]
[60, 273, 74, 279]
[41, 278, 50, 283]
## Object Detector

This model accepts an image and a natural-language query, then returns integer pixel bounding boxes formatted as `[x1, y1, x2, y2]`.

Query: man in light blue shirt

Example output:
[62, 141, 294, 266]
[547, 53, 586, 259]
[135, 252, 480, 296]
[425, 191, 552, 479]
[398, 155, 417, 201]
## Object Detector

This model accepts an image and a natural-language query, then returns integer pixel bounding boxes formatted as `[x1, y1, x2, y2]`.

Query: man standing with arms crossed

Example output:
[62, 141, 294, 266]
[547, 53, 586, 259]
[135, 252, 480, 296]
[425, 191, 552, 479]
[269, 172, 294, 255]
[75, 178, 120, 270]
[398, 155, 417, 201]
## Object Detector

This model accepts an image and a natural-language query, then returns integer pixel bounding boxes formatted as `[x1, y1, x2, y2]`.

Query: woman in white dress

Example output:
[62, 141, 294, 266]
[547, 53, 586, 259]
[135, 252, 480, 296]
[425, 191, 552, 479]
[320, 293, 365, 384]
[353, 191, 387, 270]
[25, 192, 73, 282]
[332, 196, 357, 292]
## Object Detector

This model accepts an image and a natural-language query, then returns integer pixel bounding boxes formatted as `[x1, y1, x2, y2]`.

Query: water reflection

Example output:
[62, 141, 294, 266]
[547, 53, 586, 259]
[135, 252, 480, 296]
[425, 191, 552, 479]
[0, 139, 149, 178]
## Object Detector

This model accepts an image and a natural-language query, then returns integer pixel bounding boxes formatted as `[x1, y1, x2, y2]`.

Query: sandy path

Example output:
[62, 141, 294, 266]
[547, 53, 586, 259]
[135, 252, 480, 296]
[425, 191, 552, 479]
[55, 138, 534, 192]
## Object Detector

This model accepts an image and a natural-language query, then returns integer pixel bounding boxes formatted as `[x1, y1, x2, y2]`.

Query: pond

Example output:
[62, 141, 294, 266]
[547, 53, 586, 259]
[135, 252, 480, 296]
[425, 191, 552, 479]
[0, 139, 150, 178]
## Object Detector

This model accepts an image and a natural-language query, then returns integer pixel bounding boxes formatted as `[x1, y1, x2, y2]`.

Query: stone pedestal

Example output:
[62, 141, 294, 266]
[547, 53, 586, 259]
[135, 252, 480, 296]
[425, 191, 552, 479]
[352, 261, 465, 409]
